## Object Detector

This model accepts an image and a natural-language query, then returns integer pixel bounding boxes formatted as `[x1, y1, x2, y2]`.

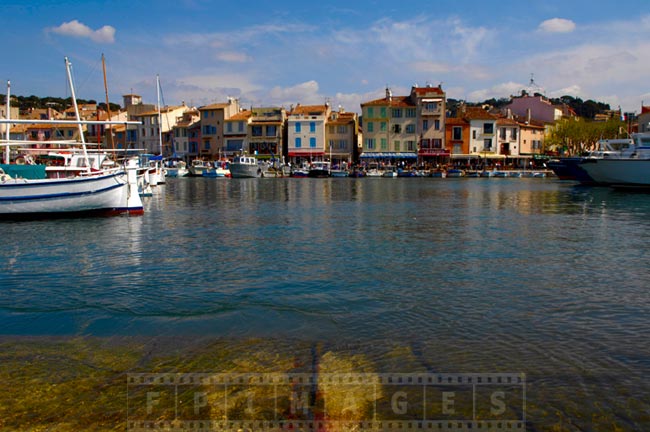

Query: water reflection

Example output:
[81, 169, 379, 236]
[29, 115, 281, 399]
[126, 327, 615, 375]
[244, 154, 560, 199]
[1, 177, 650, 429]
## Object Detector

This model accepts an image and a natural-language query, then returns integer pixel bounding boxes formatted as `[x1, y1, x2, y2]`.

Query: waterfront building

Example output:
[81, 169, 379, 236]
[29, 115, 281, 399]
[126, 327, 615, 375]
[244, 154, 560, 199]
[496, 115, 520, 157]
[463, 106, 499, 160]
[287, 104, 330, 164]
[132, 104, 188, 155]
[360, 85, 446, 165]
[197, 98, 240, 159]
[412, 85, 447, 163]
[445, 117, 470, 156]
[171, 108, 201, 158]
[517, 117, 545, 155]
[503, 92, 565, 124]
[224, 109, 252, 158]
[360, 88, 416, 163]
[326, 108, 358, 165]
[638, 106, 650, 133]
[247, 107, 286, 160]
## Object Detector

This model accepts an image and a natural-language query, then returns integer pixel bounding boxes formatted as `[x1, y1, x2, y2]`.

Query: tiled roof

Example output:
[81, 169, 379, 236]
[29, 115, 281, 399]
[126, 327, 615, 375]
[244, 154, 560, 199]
[463, 107, 497, 120]
[445, 117, 468, 125]
[199, 103, 230, 110]
[496, 117, 518, 126]
[291, 104, 328, 115]
[412, 86, 444, 95]
[228, 110, 252, 121]
[361, 96, 414, 108]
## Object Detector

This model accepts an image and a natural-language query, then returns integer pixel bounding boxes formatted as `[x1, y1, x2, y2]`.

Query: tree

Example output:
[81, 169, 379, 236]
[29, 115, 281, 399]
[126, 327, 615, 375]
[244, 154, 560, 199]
[546, 118, 627, 155]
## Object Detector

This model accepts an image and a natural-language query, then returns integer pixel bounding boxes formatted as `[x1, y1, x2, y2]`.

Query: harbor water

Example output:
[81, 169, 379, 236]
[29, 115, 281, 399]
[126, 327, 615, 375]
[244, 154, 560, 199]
[1, 177, 649, 430]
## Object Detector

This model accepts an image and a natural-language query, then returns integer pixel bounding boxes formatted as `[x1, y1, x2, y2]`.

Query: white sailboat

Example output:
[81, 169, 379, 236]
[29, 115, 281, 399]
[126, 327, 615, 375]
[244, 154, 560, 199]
[0, 57, 143, 217]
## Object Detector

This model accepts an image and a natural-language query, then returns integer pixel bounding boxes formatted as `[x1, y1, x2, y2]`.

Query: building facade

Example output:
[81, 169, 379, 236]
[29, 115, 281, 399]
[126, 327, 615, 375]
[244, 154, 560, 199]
[287, 104, 330, 163]
[197, 98, 240, 158]
[326, 109, 358, 164]
[247, 107, 286, 160]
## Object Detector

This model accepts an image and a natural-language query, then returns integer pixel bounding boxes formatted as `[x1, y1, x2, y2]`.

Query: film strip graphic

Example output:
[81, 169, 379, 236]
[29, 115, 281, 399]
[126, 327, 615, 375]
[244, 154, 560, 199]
[127, 372, 526, 431]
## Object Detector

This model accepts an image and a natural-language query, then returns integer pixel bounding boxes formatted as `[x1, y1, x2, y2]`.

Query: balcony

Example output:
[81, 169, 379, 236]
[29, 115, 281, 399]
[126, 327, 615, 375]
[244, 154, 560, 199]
[420, 107, 442, 116]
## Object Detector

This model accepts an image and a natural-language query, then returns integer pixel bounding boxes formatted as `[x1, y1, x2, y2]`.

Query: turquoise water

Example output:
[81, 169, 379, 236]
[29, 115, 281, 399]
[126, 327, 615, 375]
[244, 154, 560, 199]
[1, 177, 650, 428]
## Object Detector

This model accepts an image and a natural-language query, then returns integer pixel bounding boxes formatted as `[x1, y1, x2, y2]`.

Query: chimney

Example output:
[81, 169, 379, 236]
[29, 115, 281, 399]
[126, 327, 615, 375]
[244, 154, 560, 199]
[526, 108, 531, 124]
[386, 87, 392, 102]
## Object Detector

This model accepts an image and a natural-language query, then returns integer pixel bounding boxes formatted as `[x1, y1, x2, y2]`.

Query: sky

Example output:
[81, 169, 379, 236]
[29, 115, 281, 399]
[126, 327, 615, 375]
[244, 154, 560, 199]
[3, 0, 650, 114]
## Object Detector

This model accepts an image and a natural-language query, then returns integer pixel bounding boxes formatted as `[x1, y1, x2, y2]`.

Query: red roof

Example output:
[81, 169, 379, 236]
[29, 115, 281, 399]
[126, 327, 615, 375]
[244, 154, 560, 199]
[642, 106, 650, 114]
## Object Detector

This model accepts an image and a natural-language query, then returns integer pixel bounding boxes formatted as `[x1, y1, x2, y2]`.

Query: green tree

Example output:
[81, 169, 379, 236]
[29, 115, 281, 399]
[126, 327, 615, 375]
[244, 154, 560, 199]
[546, 118, 627, 155]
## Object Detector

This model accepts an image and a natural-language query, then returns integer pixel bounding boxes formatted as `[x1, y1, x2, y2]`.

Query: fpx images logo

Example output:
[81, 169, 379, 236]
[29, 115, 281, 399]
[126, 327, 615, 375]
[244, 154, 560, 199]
[127, 372, 526, 431]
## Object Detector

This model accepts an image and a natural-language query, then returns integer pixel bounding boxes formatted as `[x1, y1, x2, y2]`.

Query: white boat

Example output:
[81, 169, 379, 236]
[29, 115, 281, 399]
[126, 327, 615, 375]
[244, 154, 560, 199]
[0, 58, 143, 217]
[0, 161, 143, 216]
[578, 134, 650, 187]
[579, 159, 650, 187]
[188, 159, 209, 176]
[229, 155, 261, 178]
[308, 161, 331, 178]
[382, 170, 397, 178]
[203, 162, 231, 178]
[166, 161, 188, 177]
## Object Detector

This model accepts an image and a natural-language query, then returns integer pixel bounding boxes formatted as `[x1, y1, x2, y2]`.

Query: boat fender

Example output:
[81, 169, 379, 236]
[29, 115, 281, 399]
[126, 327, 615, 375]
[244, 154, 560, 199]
[0, 168, 11, 182]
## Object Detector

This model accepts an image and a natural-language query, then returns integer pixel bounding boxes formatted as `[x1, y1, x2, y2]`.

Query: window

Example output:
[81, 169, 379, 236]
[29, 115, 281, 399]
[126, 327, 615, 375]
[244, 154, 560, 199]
[204, 140, 211, 150]
[329, 139, 335, 149]
[434, 120, 440, 130]
[227, 122, 232, 133]
[310, 122, 316, 133]
[380, 107, 386, 117]
[337, 125, 346, 133]
[407, 141, 415, 151]
[367, 107, 374, 118]
[483, 123, 494, 134]
[310, 137, 316, 148]
[406, 124, 415, 134]
[367, 122, 374, 132]
[500, 128, 506, 139]
[426, 102, 438, 111]
[392, 124, 401, 134]
[295, 137, 302, 148]
[472, 130, 477, 139]
[329, 125, 336, 134]
[380, 122, 387, 132]
[339, 139, 347, 149]
[406, 108, 416, 118]
[432, 139, 442, 149]
[394, 141, 400, 151]
[512, 128, 518, 140]
[366, 138, 376, 149]
[295, 122, 301, 133]
[238, 122, 244, 133]
[392, 108, 402, 118]
[267, 125, 277, 136]
[380, 138, 387, 150]
[483, 138, 492, 150]
[252, 126, 263, 136]
[423, 120, 429, 130]
[452, 126, 462, 140]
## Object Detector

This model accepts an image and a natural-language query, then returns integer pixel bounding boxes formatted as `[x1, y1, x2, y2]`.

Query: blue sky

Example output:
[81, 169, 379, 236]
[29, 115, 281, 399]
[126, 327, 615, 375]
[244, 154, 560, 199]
[3, 0, 649, 114]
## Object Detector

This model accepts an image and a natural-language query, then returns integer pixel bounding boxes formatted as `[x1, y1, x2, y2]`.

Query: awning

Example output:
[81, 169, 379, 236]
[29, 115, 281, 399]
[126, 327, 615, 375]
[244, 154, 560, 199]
[450, 153, 506, 159]
[421, 98, 443, 102]
[288, 151, 325, 157]
[359, 152, 418, 159]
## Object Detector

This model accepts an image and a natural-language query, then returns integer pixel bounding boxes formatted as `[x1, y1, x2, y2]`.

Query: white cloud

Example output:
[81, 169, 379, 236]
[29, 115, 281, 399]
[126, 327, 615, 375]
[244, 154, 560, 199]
[538, 18, 576, 33]
[268, 81, 322, 106]
[216, 51, 251, 63]
[48, 20, 116, 43]
[467, 81, 525, 102]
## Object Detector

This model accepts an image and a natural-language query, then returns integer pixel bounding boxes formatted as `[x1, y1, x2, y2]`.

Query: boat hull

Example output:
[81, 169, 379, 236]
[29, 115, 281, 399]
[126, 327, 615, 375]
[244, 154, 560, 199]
[0, 169, 143, 216]
[580, 159, 650, 187]
[229, 164, 260, 178]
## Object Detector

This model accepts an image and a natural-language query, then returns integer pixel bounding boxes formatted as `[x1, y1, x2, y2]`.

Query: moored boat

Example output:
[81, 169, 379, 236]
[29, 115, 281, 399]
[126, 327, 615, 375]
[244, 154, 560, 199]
[229, 155, 261, 178]
[308, 161, 331, 178]
[0, 57, 144, 217]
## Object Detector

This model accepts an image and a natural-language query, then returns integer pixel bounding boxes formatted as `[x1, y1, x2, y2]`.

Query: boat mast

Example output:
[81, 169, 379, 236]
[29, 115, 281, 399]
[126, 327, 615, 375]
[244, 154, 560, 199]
[4, 81, 10, 164]
[102, 54, 115, 153]
[64, 57, 91, 172]
[156, 74, 163, 156]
